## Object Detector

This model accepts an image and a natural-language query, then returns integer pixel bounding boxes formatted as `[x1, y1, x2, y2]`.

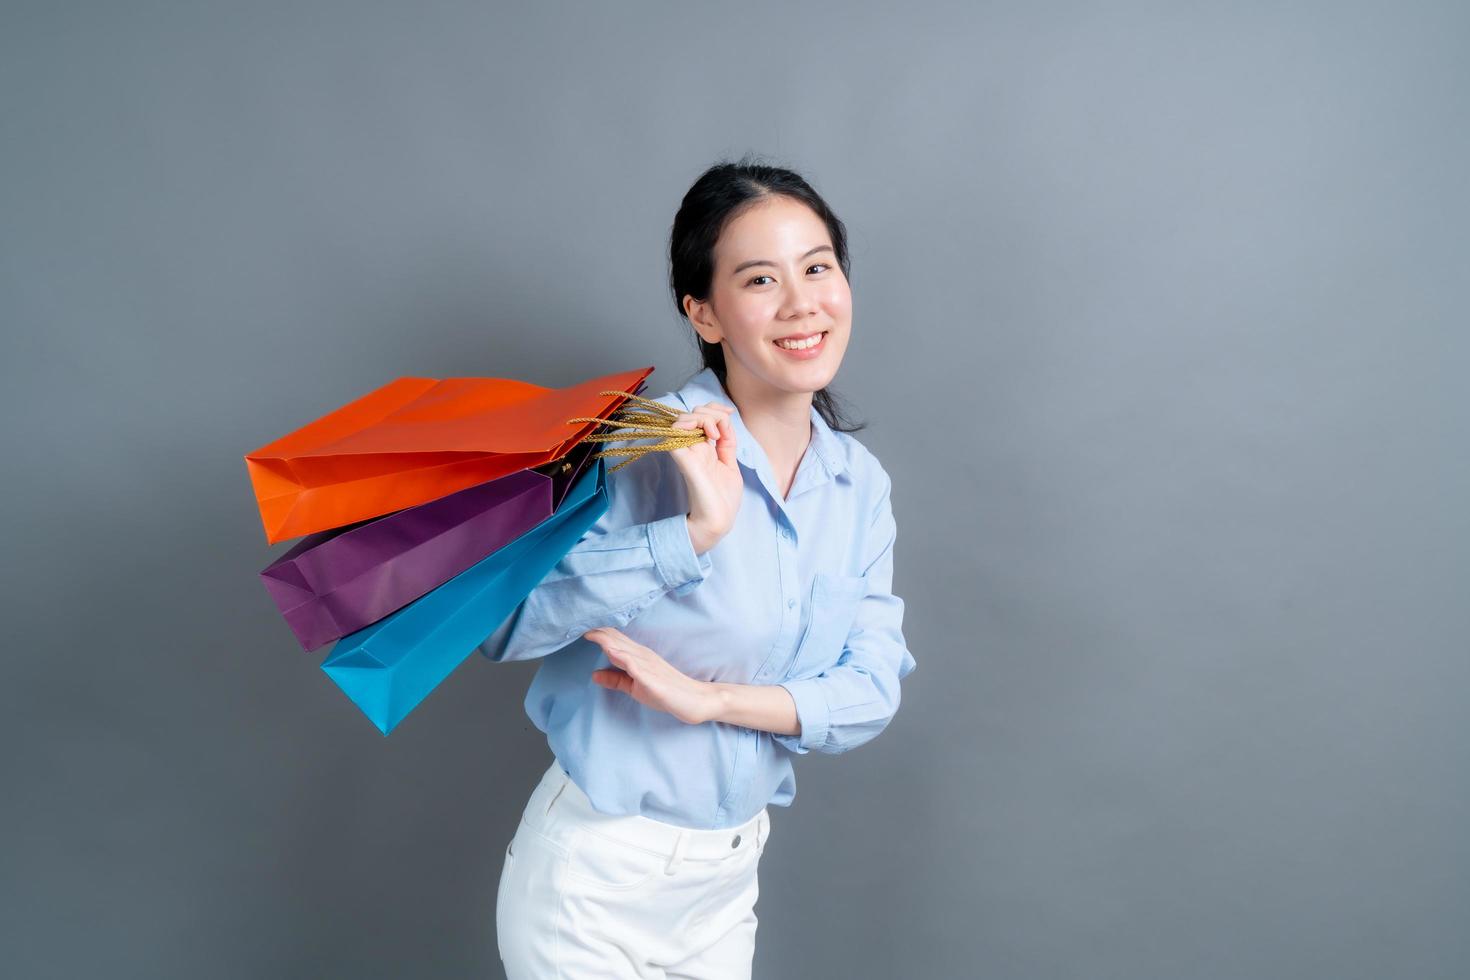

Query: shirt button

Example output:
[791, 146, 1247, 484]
[787, 598, 796, 609]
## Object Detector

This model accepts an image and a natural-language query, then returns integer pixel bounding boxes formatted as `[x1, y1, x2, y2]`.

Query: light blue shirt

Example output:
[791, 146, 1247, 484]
[477, 366, 917, 829]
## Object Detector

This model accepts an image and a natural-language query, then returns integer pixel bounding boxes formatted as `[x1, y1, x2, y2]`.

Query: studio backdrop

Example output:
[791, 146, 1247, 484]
[2, 2, 1466, 978]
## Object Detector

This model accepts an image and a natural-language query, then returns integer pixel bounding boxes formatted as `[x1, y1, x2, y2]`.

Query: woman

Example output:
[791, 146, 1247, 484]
[479, 157, 917, 978]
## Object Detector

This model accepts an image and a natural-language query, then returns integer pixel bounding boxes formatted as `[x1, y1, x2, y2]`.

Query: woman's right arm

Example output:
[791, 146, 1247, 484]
[476, 508, 711, 663]
[477, 399, 739, 663]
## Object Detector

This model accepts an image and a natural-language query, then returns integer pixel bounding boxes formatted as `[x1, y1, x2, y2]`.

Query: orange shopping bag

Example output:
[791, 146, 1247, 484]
[244, 365, 655, 544]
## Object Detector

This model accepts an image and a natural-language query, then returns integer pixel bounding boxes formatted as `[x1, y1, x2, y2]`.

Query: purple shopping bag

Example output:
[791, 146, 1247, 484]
[260, 439, 598, 651]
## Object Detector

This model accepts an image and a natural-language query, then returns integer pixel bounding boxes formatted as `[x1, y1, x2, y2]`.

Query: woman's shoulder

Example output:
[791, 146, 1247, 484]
[828, 428, 893, 494]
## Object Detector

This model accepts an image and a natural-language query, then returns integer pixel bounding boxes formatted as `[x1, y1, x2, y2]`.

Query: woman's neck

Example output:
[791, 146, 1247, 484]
[722, 369, 815, 495]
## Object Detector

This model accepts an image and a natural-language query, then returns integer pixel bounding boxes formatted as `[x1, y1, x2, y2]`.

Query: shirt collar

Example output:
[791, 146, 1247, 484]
[673, 366, 848, 479]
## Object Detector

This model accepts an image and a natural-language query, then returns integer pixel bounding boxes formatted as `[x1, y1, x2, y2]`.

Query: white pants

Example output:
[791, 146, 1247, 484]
[496, 760, 770, 979]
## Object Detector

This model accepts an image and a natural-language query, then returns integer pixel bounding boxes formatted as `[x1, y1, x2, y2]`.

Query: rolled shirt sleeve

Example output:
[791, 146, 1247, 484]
[773, 468, 917, 755]
[648, 512, 712, 598]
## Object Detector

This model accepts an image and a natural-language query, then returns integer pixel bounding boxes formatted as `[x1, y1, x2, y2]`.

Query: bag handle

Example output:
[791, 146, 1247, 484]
[565, 390, 709, 473]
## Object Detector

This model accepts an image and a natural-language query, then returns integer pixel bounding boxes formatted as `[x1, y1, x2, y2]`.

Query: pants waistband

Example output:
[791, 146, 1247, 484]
[524, 760, 768, 871]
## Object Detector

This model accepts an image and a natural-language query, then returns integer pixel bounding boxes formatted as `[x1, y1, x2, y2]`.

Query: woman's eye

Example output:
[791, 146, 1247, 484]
[748, 264, 828, 286]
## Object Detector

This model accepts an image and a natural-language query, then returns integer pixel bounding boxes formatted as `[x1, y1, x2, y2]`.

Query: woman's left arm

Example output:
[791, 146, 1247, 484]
[762, 466, 918, 755]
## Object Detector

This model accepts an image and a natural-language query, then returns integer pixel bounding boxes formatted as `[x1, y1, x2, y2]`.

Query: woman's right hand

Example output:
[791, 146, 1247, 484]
[667, 401, 741, 554]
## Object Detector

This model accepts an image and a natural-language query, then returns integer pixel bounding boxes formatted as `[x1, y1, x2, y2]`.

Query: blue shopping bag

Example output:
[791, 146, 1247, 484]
[320, 455, 609, 734]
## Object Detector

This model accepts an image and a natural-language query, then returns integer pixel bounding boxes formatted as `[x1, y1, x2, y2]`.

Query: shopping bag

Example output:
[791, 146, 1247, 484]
[244, 366, 652, 544]
[258, 439, 600, 652]
[319, 454, 610, 735]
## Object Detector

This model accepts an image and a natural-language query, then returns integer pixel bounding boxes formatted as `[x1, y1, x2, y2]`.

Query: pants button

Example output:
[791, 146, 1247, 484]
[731, 834, 741, 848]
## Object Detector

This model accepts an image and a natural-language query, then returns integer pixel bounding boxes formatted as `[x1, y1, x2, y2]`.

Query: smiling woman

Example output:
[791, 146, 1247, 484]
[677, 192, 858, 447]
[483, 155, 916, 979]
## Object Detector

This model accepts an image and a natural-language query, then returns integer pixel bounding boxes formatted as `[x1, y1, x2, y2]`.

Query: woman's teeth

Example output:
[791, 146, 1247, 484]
[774, 332, 826, 350]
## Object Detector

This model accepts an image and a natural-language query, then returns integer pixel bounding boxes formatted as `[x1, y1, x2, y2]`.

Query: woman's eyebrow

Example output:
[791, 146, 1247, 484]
[731, 244, 835, 276]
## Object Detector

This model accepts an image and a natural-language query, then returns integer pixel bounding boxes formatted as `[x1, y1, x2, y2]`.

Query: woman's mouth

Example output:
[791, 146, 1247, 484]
[772, 330, 828, 359]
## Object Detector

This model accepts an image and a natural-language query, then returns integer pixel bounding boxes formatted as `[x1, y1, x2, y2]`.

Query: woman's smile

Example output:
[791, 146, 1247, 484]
[772, 330, 829, 359]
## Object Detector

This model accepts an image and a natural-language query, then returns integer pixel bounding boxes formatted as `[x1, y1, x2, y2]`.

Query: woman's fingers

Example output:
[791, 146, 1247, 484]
[587, 633, 634, 678]
[669, 404, 733, 447]
[593, 667, 633, 694]
[678, 403, 732, 426]
[714, 415, 736, 465]
[673, 411, 720, 445]
[670, 412, 705, 435]
[701, 405, 736, 453]
[586, 628, 638, 664]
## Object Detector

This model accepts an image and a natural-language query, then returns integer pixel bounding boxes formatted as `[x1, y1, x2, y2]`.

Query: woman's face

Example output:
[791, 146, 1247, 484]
[686, 195, 852, 402]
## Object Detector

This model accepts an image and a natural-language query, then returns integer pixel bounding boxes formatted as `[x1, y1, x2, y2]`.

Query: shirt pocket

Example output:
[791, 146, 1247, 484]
[789, 572, 869, 678]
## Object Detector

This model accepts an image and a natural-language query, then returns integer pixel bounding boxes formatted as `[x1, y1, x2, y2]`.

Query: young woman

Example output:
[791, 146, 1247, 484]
[479, 158, 917, 978]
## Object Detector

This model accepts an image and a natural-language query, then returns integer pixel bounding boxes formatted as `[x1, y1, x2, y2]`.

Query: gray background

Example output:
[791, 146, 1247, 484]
[2, 1, 1466, 978]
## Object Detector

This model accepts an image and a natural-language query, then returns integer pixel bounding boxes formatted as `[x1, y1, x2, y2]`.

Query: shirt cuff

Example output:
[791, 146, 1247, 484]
[647, 513, 712, 597]
[772, 678, 830, 754]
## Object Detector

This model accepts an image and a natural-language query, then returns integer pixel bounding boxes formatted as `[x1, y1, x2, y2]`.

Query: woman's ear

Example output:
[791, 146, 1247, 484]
[684, 295, 722, 346]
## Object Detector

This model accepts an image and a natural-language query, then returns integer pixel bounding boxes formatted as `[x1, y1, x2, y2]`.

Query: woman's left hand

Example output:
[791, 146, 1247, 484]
[583, 627, 716, 725]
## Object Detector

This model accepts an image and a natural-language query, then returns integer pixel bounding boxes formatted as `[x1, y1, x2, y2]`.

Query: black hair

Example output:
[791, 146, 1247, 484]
[667, 153, 867, 434]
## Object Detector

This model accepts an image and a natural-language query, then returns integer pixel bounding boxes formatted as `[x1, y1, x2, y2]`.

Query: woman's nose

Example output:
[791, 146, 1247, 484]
[779, 281, 820, 317]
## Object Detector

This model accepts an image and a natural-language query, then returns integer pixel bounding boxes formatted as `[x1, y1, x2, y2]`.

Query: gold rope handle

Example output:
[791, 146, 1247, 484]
[565, 390, 709, 473]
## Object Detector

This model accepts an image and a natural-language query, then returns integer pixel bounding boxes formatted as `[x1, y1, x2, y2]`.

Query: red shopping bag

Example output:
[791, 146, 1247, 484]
[243, 366, 653, 544]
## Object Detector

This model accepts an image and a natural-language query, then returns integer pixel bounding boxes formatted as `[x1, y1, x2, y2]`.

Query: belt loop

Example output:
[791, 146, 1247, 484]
[664, 830, 688, 875]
